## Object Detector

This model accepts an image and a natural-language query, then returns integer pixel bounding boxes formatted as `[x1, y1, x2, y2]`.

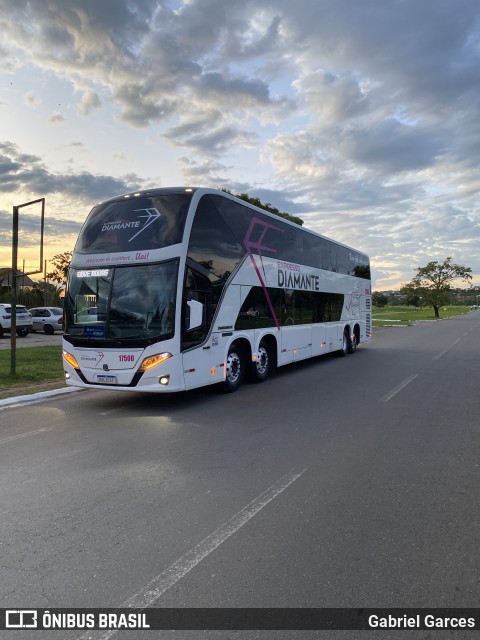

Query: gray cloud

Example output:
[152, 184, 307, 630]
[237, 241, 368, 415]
[338, 119, 445, 173]
[0, 142, 140, 201]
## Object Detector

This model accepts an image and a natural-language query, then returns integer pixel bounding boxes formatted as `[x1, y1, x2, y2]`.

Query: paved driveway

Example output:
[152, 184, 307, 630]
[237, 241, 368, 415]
[0, 332, 62, 350]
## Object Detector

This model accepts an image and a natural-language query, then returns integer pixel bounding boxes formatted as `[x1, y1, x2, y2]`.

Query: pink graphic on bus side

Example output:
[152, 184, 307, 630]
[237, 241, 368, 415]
[243, 217, 283, 330]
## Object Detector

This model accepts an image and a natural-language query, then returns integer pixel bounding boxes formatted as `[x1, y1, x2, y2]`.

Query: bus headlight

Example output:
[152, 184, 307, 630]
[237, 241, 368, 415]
[138, 352, 172, 372]
[63, 351, 80, 369]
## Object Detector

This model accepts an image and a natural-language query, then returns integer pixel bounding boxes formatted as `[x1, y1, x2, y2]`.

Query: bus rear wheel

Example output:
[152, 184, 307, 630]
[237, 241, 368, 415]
[338, 329, 350, 357]
[222, 344, 245, 393]
[251, 339, 273, 383]
[347, 331, 357, 354]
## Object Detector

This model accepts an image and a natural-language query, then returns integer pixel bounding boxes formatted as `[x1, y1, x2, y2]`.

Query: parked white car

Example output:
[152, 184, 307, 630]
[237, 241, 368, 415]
[0, 304, 33, 337]
[29, 307, 64, 334]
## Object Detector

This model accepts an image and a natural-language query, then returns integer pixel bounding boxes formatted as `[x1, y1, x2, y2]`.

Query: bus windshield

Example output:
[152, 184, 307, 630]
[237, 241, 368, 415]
[64, 261, 178, 341]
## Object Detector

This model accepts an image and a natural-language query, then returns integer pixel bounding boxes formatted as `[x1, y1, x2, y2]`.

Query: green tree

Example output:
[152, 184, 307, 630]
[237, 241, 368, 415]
[372, 292, 389, 308]
[45, 251, 72, 286]
[400, 282, 421, 308]
[222, 189, 304, 226]
[401, 257, 472, 318]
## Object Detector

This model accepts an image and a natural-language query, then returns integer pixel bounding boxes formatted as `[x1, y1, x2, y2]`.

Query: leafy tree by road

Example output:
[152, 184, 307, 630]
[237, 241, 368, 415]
[401, 257, 472, 318]
[222, 189, 304, 226]
[400, 283, 421, 308]
[372, 292, 389, 307]
[45, 251, 72, 286]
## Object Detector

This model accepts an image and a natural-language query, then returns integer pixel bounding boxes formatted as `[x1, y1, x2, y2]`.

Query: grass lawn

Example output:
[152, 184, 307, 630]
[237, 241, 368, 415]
[0, 345, 64, 393]
[373, 305, 473, 325]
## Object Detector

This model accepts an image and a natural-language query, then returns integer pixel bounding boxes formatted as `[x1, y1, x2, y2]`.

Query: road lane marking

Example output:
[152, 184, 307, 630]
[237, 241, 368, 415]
[78, 468, 307, 640]
[433, 338, 461, 360]
[0, 427, 53, 444]
[380, 374, 418, 403]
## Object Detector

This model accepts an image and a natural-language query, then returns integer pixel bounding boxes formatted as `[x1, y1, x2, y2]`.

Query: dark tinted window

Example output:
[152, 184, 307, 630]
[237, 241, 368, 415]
[281, 226, 304, 264]
[187, 196, 245, 282]
[212, 194, 370, 278]
[236, 286, 280, 330]
[336, 246, 350, 276]
[211, 195, 283, 259]
[75, 193, 192, 254]
[235, 286, 344, 329]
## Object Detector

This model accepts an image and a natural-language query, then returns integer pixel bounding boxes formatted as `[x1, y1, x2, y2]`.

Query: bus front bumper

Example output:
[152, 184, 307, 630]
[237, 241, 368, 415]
[62, 351, 186, 393]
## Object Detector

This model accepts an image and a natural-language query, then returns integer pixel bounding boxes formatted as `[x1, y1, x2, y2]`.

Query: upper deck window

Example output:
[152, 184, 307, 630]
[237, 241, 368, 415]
[75, 193, 192, 254]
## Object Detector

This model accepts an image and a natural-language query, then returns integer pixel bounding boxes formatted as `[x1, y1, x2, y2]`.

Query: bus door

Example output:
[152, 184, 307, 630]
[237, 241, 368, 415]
[181, 265, 223, 389]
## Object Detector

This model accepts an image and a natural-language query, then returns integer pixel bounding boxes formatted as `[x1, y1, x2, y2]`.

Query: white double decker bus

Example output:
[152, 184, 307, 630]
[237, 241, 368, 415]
[63, 188, 371, 393]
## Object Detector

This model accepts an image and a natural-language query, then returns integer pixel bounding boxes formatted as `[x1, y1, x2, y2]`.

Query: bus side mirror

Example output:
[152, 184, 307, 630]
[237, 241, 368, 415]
[186, 299, 204, 331]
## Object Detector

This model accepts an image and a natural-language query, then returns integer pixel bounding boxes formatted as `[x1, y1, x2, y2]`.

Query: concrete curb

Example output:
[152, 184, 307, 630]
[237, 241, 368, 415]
[0, 386, 81, 408]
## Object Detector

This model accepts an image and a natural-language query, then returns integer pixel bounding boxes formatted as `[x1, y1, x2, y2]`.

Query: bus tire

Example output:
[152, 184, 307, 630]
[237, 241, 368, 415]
[251, 339, 273, 383]
[347, 330, 357, 354]
[222, 343, 245, 393]
[338, 329, 350, 357]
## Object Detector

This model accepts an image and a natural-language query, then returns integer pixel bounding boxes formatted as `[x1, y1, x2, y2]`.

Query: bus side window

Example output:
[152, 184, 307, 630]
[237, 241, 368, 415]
[182, 267, 211, 349]
[185, 299, 204, 331]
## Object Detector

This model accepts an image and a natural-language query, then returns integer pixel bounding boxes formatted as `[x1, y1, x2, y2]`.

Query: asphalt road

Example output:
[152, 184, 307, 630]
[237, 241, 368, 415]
[1, 312, 480, 639]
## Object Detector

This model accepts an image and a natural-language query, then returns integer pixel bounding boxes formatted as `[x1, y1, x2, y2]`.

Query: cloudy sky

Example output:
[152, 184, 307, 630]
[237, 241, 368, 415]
[1, 0, 480, 289]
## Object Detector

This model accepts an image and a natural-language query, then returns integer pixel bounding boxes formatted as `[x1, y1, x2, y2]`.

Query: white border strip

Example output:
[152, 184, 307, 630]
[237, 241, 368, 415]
[433, 338, 461, 360]
[0, 426, 54, 444]
[0, 386, 80, 410]
[380, 374, 418, 403]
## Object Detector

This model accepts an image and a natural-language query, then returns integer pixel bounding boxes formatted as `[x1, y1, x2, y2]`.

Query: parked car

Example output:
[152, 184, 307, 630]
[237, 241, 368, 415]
[0, 303, 33, 337]
[28, 307, 64, 334]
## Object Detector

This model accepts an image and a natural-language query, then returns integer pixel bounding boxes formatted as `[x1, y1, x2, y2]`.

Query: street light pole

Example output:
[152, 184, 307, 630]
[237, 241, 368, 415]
[10, 205, 19, 375]
[10, 197, 45, 375]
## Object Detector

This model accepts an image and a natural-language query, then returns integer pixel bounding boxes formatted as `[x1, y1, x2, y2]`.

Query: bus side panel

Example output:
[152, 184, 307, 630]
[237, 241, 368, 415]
[182, 344, 225, 390]
[311, 323, 327, 357]
[279, 325, 312, 365]
[326, 323, 341, 353]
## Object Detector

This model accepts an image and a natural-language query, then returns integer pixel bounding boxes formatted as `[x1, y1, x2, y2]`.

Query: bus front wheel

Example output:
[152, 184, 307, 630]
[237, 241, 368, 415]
[222, 344, 245, 392]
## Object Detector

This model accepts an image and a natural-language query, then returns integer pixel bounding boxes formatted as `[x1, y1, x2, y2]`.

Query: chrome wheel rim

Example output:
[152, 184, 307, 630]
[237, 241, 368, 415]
[255, 346, 269, 376]
[226, 352, 241, 384]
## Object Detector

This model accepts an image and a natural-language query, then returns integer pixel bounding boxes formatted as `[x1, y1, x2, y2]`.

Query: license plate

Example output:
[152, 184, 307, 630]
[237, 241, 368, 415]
[96, 374, 117, 384]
